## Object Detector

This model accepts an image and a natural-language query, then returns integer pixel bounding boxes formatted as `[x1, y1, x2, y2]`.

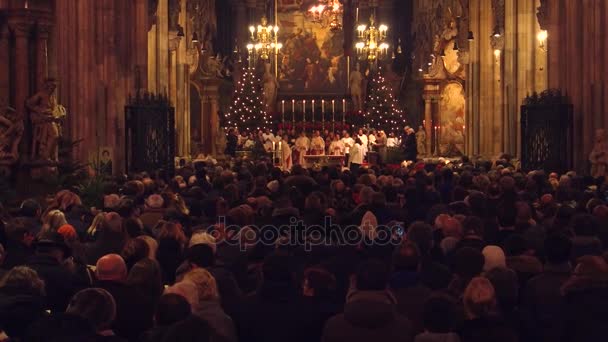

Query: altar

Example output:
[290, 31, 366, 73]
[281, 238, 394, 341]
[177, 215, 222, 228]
[302, 155, 345, 169]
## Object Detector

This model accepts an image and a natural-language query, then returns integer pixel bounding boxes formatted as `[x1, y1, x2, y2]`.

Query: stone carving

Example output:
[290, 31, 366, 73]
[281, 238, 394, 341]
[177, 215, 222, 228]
[26, 78, 66, 162]
[0, 106, 24, 165]
[416, 126, 426, 156]
[262, 63, 279, 113]
[536, 0, 549, 30]
[590, 129, 608, 178]
[349, 63, 364, 111]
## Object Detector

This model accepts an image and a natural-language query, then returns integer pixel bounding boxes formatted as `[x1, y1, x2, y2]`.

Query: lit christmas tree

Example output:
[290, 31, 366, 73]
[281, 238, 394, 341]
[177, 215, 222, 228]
[363, 67, 406, 133]
[224, 67, 271, 132]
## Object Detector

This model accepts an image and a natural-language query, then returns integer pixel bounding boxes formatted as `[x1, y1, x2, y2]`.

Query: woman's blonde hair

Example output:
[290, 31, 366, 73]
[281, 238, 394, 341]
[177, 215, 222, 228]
[87, 213, 105, 237]
[463, 276, 497, 319]
[182, 268, 219, 301]
[44, 209, 67, 232]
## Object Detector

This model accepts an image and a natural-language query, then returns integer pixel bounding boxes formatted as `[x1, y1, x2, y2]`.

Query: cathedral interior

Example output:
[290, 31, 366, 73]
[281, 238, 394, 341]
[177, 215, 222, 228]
[0, 0, 607, 181]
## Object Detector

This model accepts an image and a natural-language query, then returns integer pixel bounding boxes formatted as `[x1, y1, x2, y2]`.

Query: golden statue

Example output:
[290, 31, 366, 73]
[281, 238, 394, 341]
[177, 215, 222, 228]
[26, 78, 66, 162]
[349, 63, 364, 112]
[0, 106, 24, 164]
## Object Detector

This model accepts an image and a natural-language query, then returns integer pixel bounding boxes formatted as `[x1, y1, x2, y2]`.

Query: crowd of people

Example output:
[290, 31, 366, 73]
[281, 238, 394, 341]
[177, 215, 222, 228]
[225, 126, 418, 170]
[1, 150, 608, 341]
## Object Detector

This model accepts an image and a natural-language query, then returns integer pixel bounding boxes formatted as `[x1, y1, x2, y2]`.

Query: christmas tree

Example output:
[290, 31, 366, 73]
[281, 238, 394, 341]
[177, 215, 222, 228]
[224, 67, 271, 132]
[363, 67, 406, 133]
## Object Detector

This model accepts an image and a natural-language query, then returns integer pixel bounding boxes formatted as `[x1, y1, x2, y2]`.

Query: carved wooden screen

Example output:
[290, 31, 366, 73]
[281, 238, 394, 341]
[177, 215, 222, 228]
[125, 92, 175, 176]
[520, 91, 572, 173]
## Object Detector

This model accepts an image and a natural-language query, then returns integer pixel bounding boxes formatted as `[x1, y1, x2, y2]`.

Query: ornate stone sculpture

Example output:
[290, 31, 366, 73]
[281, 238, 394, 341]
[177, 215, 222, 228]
[416, 125, 427, 156]
[589, 129, 608, 178]
[26, 78, 66, 162]
[349, 63, 364, 112]
[262, 63, 279, 113]
[0, 106, 24, 164]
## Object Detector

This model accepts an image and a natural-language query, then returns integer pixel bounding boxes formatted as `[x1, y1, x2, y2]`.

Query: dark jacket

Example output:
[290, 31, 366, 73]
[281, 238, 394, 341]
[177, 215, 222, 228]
[26, 254, 84, 313]
[194, 299, 237, 342]
[560, 276, 608, 342]
[0, 287, 46, 340]
[521, 263, 571, 342]
[96, 280, 153, 341]
[234, 281, 304, 342]
[322, 290, 413, 342]
[2, 239, 33, 269]
[390, 271, 433, 335]
[458, 315, 518, 342]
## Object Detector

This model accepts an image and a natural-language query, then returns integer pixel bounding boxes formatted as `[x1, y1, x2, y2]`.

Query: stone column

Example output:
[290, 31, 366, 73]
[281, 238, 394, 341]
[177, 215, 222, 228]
[0, 25, 9, 107]
[36, 23, 52, 89]
[424, 96, 432, 156]
[209, 94, 220, 156]
[201, 95, 210, 154]
[11, 22, 31, 116]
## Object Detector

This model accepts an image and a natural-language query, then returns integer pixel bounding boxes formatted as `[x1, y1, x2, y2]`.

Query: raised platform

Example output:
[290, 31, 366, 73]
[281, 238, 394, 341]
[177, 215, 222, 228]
[302, 155, 345, 169]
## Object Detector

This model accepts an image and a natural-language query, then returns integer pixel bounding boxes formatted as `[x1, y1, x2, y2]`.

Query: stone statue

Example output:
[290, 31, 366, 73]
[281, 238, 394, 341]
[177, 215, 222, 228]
[349, 63, 364, 111]
[416, 125, 427, 156]
[0, 106, 24, 164]
[589, 129, 608, 178]
[262, 63, 278, 113]
[26, 78, 66, 162]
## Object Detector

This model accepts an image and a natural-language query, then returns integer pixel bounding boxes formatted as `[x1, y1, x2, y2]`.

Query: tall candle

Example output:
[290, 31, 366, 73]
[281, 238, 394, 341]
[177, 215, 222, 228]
[312, 100, 315, 125]
[292, 99, 295, 126]
[342, 99, 346, 113]
[332, 100, 335, 114]
[322, 100, 325, 113]
[281, 100, 285, 123]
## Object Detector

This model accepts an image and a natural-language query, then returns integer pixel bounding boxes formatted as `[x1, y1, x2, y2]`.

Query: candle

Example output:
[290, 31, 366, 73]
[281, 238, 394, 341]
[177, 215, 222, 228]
[342, 99, 346, 113]
[312, 100, 315, 124]
[272, 141, 275, 151]
[281, 100, 285, 123]
[292, 99, 295, 125]
[291, 99, 295, 112]
[322, 100, 325, 113]
[303, 100, 306, 113]
[332, 100, 335, 114]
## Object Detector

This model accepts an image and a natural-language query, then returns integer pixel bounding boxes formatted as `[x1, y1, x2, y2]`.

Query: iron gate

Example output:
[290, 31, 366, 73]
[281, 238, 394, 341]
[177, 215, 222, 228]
[125, 92, 175, 176]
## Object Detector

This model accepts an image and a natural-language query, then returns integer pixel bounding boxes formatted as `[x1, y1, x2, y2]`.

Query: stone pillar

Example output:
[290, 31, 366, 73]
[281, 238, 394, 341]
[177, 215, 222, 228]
[0, 25, 9, 107]
[198, 78, 221, 155]
[201, 95, 210, 154]
[36, 23, 52, 89]
[11, 21, 31, 116]
[423, 96, 432, 155]
[209, 94, 220, 156]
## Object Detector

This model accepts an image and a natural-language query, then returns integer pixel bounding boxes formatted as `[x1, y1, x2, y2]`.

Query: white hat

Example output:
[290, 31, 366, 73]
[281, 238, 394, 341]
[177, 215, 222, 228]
[189, 231, 217, 253]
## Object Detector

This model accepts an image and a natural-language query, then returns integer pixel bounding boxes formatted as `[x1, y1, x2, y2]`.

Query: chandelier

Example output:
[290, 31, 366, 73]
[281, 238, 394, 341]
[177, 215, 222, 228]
[247, 16, 282, 61]
[307, 0, 343, 31]
[355, 15, 389, 61]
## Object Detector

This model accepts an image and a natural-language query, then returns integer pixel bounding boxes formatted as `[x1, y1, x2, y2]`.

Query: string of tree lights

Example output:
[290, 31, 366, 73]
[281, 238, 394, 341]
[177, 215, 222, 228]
[363, 67, 406, 133]
[224, 67, 271, 132]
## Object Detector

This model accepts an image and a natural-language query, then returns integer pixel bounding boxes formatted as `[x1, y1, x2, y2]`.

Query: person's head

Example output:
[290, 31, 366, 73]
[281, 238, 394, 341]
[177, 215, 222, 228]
[164, 281, 200, 311]
[19, 199, 41, 218]
[158, 221, 187, 245]
[406, 222, 434, 256]
[462, 216, 484, 237]
[145, 194, 165, 209]
[127, 258, 162, 298]
[544, 234, 572, 265]
[482, 245, 506, 272]
[344, 131, 350, 138]
[188, 231, 217, 252]
[45, 210, 67, 231]
[154, 293, 192, 326]
[185, 243, 215, 268]
[35, 231, 71, 262]
[44, 78, 58, 93]
[484, 267, 519, 314]
[463, 277, 497, 319]
[137, 235, 159, 260]
[423, 295, 457, 333]
[182, 268, 219, 302]
[5, 218, 36, 245]
[96, 254, 128, 282]
[66, 288, 116, 332]
[121, 237, 150, 269]
[0, 266, 45, 296]
[302, 267, 337, 298]
[354, 259, 389, 291]
[392, 241, 421, 273]
[571, 213, 598, 237]
[453, 247, 485, 279]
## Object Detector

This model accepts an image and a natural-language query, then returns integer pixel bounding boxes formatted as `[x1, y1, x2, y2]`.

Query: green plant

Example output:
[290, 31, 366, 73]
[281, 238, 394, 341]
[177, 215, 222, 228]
[75, 175, 108, 208]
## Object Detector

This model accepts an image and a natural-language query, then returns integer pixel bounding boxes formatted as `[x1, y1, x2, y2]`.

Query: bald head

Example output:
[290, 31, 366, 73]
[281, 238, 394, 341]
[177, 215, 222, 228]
[96, 254, 127, 282]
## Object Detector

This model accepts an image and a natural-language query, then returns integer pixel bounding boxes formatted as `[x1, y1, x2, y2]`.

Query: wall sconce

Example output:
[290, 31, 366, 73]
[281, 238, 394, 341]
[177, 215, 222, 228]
[467, 31, 474, 41]
[191, 32, 199, 43]
[537, 30, 548, 52]
[494, 49, 501, 62]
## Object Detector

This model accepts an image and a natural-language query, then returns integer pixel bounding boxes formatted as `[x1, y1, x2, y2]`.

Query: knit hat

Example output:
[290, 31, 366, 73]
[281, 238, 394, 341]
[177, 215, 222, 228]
[482, 245, 506, 272]
[57, 224, 77, 240]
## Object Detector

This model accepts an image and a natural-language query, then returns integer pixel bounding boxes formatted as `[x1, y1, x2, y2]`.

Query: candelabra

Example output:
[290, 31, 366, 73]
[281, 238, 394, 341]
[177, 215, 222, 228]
[247, 16, 282, 61]
[355, 15, 389, 62]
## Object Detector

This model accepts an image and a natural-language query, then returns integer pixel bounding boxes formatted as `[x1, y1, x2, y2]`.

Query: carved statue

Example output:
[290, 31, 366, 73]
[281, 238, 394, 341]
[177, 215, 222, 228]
[416, 125, 426, 156]
[26, 78, 66, 162]
[589, 129, 608, 178]
[262, 63, 279, 113]
[349, 63, 364, 112]
[0, 106, 24, 164]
